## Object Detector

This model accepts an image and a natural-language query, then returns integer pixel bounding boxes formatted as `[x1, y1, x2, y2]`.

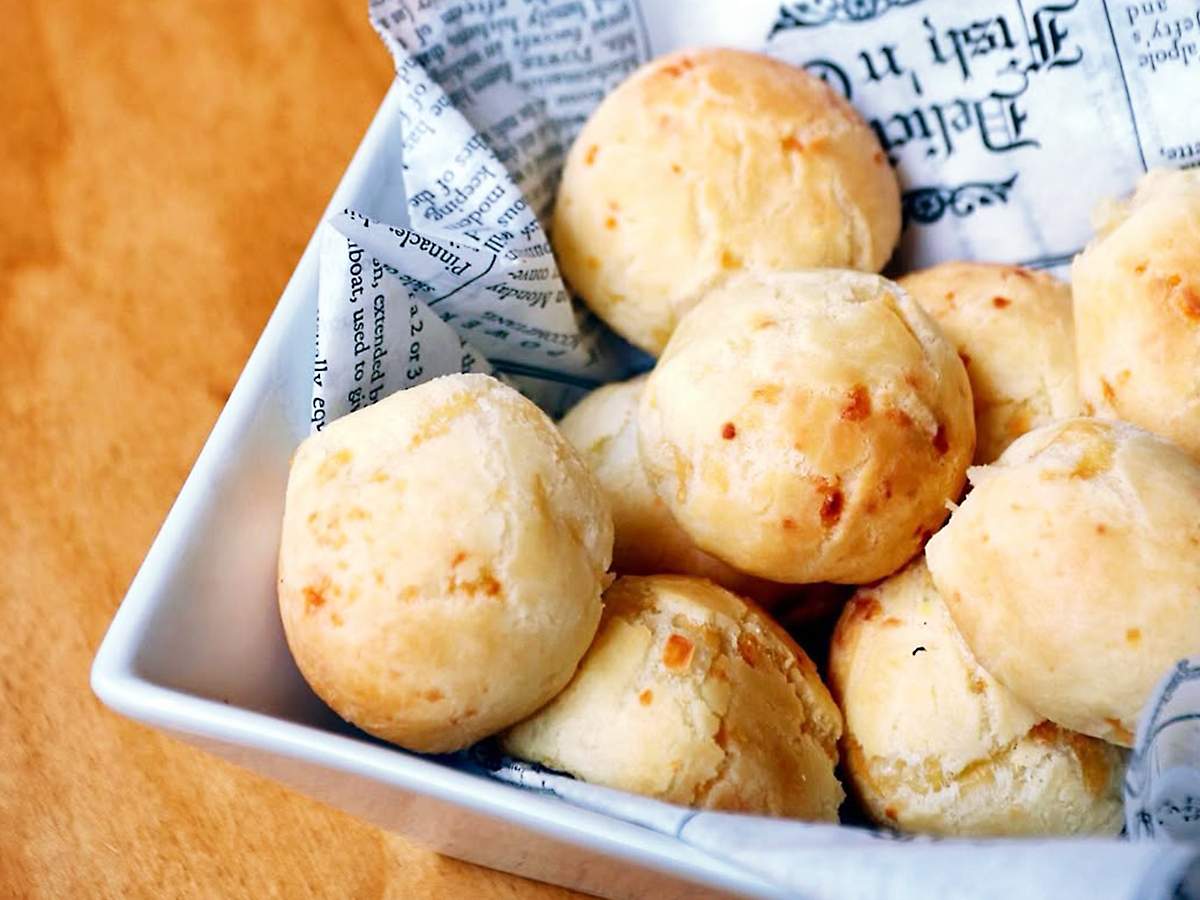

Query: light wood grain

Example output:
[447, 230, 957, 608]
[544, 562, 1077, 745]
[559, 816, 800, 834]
[0, 3, 581, 896]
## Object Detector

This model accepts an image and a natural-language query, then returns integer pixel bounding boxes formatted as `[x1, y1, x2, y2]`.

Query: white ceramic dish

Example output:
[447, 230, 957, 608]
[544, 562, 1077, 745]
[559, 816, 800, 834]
[90, 80, 784, 900]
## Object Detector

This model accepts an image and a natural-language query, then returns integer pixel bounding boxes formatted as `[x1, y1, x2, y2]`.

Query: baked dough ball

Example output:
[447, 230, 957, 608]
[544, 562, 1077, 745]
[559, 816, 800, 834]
[926, 417, 1200, 747]
[559, 375, 796, 606]
[899, 262, 1079, 463]
[501, 575, 844, 820]
[830, 560, 1125, 837]
[638, 270, 974, 584]
[553, 47, 900, 355]
[278, 374, 612, 753]
[1073, 168, 1200, 457]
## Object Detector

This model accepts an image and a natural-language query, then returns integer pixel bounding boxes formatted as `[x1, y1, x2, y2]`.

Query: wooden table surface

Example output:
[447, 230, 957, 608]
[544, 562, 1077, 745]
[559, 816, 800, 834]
[0, 3, 579, 896]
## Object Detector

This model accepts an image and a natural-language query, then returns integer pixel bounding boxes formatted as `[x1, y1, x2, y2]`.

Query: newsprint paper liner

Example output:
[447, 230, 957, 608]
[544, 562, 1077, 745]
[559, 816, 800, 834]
[305, 0, 1200, 895]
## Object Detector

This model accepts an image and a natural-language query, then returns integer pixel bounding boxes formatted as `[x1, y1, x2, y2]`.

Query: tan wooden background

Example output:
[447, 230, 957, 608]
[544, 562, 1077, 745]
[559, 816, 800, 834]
[0, 2, 580, 896]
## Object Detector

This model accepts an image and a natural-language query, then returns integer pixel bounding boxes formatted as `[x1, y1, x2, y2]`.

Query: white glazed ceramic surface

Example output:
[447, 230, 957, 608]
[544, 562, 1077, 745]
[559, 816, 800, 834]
[89, 81, 784, 900]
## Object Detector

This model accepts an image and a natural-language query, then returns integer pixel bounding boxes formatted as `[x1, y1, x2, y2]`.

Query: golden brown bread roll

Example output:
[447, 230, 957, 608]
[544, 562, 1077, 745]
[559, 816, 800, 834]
[830, 559, 1125, 837]
[502, 575, 845, 820]
[553, 47, 900, 355]
[899, 262, 1079, 463]
[558, 374, 797, 607]
[926, 417, 1200, 746]
[277, 374, 612, 753]
[1072, 168, 1200, 458]
[638, 270, 974, 584]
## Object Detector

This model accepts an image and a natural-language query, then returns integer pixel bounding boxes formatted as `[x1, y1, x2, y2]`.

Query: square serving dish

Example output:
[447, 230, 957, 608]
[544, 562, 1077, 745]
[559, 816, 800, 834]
[90, 80, 783, 900]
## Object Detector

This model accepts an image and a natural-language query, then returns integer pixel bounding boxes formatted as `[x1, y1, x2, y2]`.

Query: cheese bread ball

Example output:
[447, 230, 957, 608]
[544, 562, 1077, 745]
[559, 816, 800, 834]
[926, 418, 1200, 746]
[502, 575, 844, 820]
[553, 47, 900, 355]
[830, 560, 1125, 837]
[638, 270, 974, 584]
[559, 375, 795, 607]
[1073, 168, 1200, 457]
[899, 262, 1079, 463]
[278, 374, 613, 753]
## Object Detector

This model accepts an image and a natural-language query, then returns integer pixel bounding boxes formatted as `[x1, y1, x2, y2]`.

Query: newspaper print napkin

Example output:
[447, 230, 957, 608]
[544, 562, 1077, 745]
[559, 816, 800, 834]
[306, 1, 1200, 895]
